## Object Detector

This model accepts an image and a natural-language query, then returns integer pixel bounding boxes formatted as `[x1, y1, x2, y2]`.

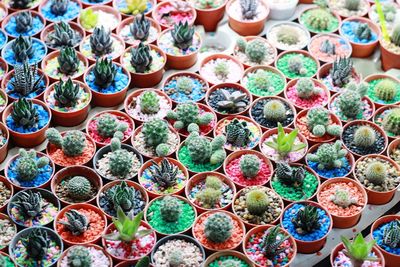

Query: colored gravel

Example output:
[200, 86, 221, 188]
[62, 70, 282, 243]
[271, 170, 318, 201]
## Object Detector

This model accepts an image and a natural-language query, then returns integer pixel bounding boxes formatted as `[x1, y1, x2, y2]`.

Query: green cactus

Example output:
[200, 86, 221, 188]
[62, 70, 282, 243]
[159, 196, 182, 222]
[204, 212, 233, 243]
[21, 228, 50, 260]
[353, 126, 376, 148]
[296, 78, 320, 98]
[139, 91, 160, 114]
[330, 57, 353, 88]
[263, 100, 287, 122]
[50, 0, 69, 16]
[13, 190, 42, 218]
[12, 36, 35, 62]
[306, 140, 347, 170]
[142, 119, 169, 156]
[306, 107, 342, 137]
[365, 161, 387, 185]
[167, 102, 213, 131]
[306, 8, 331, 31]
[391, 23, 400, 46]
[46, 128, 86, 157]
[277, 27, 300, 45]
[246, 189, 269, 215]
[149, 159, 179, 189]
[375, 79, 397, 101]
[130, 14, 150, 41]
[337, 82, 368, 119]
[108, 138, 134, 178]
[58, 47, 79, 75]
[105, 181, 140, 213]
[195, 176, 222, 209]
[96, 113, 128, 138]
[130, 42, 153, 73]
[171, 21, 195, 50]
[205, 175, 222, 190]
[66, 176, 92, 201]
[320, 39, 336, 55]
[240, 0, 257, 20]
[330, 188, 358, 208]
[248, 69, 273, 93]
[345, 0, 360, 11]
[383, 108, 400, 135]
[288, 56, 307, 75]
[240, 154, 260, 178]
[214, 61, 230, 80]
[176, 76, 193, 95]
[93, 58, 117, 89]
[53, 78, 80, 107]
[236, 37, 247, 52]
[90, 26, 113, 57]
[225, 119, 250, 147]
[245, 39, 267, 63]
[67, 246, 92, 267]
[354, 23, 372, 40]
[169, 249, 184, 267]
[15, 149, 49, 181]
[260, 226, 289, 258]
[275, 162, 305, 187]
[292, 205, 321, 234]
[58, 209, 89, 236]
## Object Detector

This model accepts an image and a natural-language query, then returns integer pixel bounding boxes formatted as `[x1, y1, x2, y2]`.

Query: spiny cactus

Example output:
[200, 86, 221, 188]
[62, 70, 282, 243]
[288, 55, 307, 75]
[375, 79, 397, 102]
[130, 42, 153, 73]
[90, 26, 113, 57]
[240, 154, 260, 178]
[296, 78, 320, 98]
[58, 47, 79, 75]
[391, 23, 400, 46]
[142, 119, 170, 157]
[67, 246, 92, 267]
[337, 82, 368, 119]
[248, 69, 273, 93]
[15, 11, 32, 33]
[195, 176, 222, 209]
[246, 189, 269, 215]
[292, 205, 321, 234]
[245, 39, 267, 63]
[306, 107, 342, 137]
[236, 37, 247, 52]
[345, 0, 360, 11]
[176, 76, 193, 95]
[365, 161, 387, 185]
[329, 188, 357, 208]
[275, 162, 305, 187]
[306, 141, 347, 170]
[50, 0, 69, 16]
[204, 212, 233, 243]
[47, 21, 81, 48]
[8, 61, 43, 97]
[149, 159, 179, 189]
[159, 196, 182, 222]
[167, 102, 213, 131]
[320, 39, 336, 55]
[96, 113, 128, 138]
[93, 58, 117, 89]
[171, 22, 195, 50]
[225, 119, 250, 147]
[263, 99, 287, 122]
[21, 228, 50, 260]
[105, 181, 140, 213]
[214, 61, 229, 80]
[16, 149, 49, 181]
[131, 14, 150, 41]
[306, 8, 331, 31]
[330, 57, 353, 88]
[354, 23, 372, 40]
[108, 137, 134, 178]
[46, 128, 86, 157]
[353, 125, 376, 148]
[240, 0, 257, 20]
[11, 98, 39, 128]
[66, 176, 92, 201]
[277, 27, 299, 45]
[260, 226, 289, 257]
[59, 209, 89, 236]
[383, 108, 400, 136]
[13, 190, 42, 218]
[382, 219, 400, 249]
[216, 89, 248, 114]
[169, 249, 184, 267]
[139, 91, 160, 114]
[12, 36, 35, 62]
[53, 78, 80, 107]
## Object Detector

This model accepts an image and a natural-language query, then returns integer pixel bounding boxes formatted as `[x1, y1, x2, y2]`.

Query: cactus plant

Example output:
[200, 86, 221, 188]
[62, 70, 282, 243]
[67, 246, 92, 267]
[240, 154, 260, 178]
[337, 82, 368, 119]
[245, 39, 267, 63]
[53, 78, 80, 108]
[275, 162, 305, 186]
[330, 188, 358, 208]
[383, 108, 400, 135]
[225, 119, 251, 147]
[131, 14, 150, 41]
[172, 22, 195, 50]
[21, 228, 50, 260]
[130, 42, 153, 73]
[46, 128, 86, 157]
[93, 58, 117, 89]
[353, 125, 376, 148]
[15, 11, 32, 33]
[175, 76, 193, 95]
[96, 113, 128, 138]
[296, 78, 320, 98]
[214, 61, 229, 80]
[216, 89, 248, 114]
[246, 189, 269, 215]
[13, 190, 42, 218]
[167, 102, 213, 131]
[8, 61, 44, 97]
[263, 100, 287, 122]
[306, 140, 347, 170]
[248, 69, 274, 93]
[139, 91, 160, 114]
[149, 159, 179, 189]
[66, 176, 92, 201]
[58, 209, 89, 236]
[365, 161, 387, 185]
[260, 226, 289, 257]
[288, 56, 307, 75]
[47, 21, 81, 49]
[121, 0, 148, 15]
[330, 57, 353, 88]
[306, 107, 342, 137]
[159, 196, 182, 222]
[204, 212, 233, 243]
[292, 205, 321, 234]
[50, 0, 69, 16]
[306, 8, 332, 31]
[375, 79, 397, 101]
[108, 137, 134, 178]
[15, 149, 49, 181]
[345, 0, 360, 11]
[12, 36, 35, 62]
[277, 27, 300, 45]
[11, 98, 39, 129]
[239, 0, 257, 20]
[320, 39, 336, 55]
[142, 119, 170, 157]
[79, 9, 98, 30]
[58, 47, 79, 75]
[195, 176, 222, 209]
[382, 219, 400, 248]
[236, 37, 247, 52]
[391, 23, 400, 46]
[265, 123, 306, 158]
[354, 23, 372, 40]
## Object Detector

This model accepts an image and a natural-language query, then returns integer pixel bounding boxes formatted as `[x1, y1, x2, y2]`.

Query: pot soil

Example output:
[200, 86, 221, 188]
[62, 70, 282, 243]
[0, 176, 12, 212]
[388, 138, 400, 166]
[1, 37, 47, 67]
[0, 213, 16, 252]
[204, 250, 253, 267]
[266, 21, 310, 51]
[1, 10, 45, 38]
[275, 50, 319, 79]
[39, 0, 82, 23]
[373, 105, 400, 139]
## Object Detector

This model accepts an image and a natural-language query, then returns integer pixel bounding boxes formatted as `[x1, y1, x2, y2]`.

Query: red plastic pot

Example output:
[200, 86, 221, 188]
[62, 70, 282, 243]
[330, 242, 385, 266]
[194, 0, 228, 32]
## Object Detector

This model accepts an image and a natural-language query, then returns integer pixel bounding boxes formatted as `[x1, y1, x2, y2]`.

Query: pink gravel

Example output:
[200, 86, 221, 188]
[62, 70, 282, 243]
[286, 85, 328, 109]
[225, 155, 272, 186]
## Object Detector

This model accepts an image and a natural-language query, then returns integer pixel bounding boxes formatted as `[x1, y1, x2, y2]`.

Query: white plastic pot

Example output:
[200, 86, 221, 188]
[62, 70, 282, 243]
[266, 0, 299, 20]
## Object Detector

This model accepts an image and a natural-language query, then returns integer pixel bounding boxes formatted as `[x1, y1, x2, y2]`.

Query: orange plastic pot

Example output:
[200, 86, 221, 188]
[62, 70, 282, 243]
[380, 39, 400, 71]
[0, 122, 9, 164]
[40, 21, 85, 52]
[387, 138, 400, 160]
[274, 50, 320, 80]
[364, 73, 400, 109]
[2, 99, 51, 148]
[328, 92, 375, 123]
[0, 176, 13, 212]
[0, 57, 9, 84]
[152, 0, 197, 30]
[57, 244, 113, 267]
[195, 0, 227, 32]
[373, 105, 400, 141]
[330, 242, 385, 266]
[116, 16, 161, 46]
[39, 0, 82, 23]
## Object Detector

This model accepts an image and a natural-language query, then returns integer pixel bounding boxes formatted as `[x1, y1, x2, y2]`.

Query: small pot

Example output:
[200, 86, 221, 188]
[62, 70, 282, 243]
[112, 0, 155, 18]
[317, 61, 362, 93]
[0, 57, 8, 83]
[2, 99, 51, 148]
[307, 33, 352, 64]
[364, 73, 400, 109]
[0, 176, 13, 212]
[243, 224, 297, 267]
[280, 200, 332, 254]
[387, 137, 400, 161]
[354, 154, 400, 205]
[44, 80, 91, 127]
[0, 213, 16, 252]
[184, 171, 236, 214]
[120, 44, 166, 88]
[205, 83, 252, 118]
[51, 165, 102, 206]
[266, 21, 311, 51]
[84, 62, 130, 107]
[116, 16, 161, 46]
[1, 37, 48, 67]
[57, 244, 112, 267]
[225, 0, 269, 36]
[370, 214, 400, 267]
[299, 6, 341, 34]
[194, 0, 228, 32]
[0, 122, 9, 164]
[138, 157, 188, 199]
[328, 92, 375, 123]
[40, 21, 85, 52]
[317, 177, 367, 228]
[1, 10, 45, 39]
[339, 16, 380, 58]
[204, 250, 254, 266]
[380, 38, 400, 71]
[373, 105, 400, 140]
[274, 50, 320, 80]
[330, 242, 385, 266]
[54, 203, 107, 246]
[97, 179, 149, 221]
[152, 0, 197, 30]
[79, 33, 125, 64]
[39, 0, 82, 23]
[78, 5, 122, 34]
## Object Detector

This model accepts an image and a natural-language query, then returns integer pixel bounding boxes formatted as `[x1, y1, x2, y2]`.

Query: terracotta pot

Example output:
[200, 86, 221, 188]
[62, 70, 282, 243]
[0, 57, 8, 84]
[0, 176, 13, 212]
[241, 65, 287, 98]
[0, 251, 15, 266]
[342, 120, 388, 158]
[330, 0, 371, 18]
[112, 0, 155, 18]
[0, 214, 16, 252]
[274, 50, 320, 80]
[306, 142, 355, 180]
[199, 53, 244, 87]
[97, 179, 149, 221]
[192, 210, 245, 252]
[204, 250, 254, 266]
[51, 165, 102, 206]
[157, 29, 201, 69]
[284, 78, 330, 112]
[138, 157, 188, 199]
[259, 126, 309, 164]
[57, 243, 113, 267]
[317, 177, 367, 228]
[364, 73, 400, 109]
[232, 36, 277, 69]
[225, 0, 269, 36]
[80, 0, 113, 8]
[7, 188, 61, 228]
[40, 21, 85, 52]
[41, 50, 89, 83]
[373, 105, 400, 141]
[380, 38, 400, 71]
[243, 224, 297, 267]
[205, 83, 252, 118]
[184, 171, 235, 214]
[308, 33, 352, 64]
[354, 154, 400, 204]
[1, 68, 50, 102]
[54, 203, 107, 246]
[194, 0, 227, 32]
[78, 5, 122, 34]
[44, 80, 91, 126]
[152, 0, 197, 30]
[86, 110, 135, 148]
[2, 38, 47, 67]
[120, 44, 166, 88]
[123, 88, 172, 125]
[339, 16, 380, 58]
[0, 122, 9, 164]
[80, 33, 125, 64]
[162, 71, 209, 104]
[280, 201, 332, 254]
[39, 0, 82, 23]
[370, 215, 400, 267]
[1, 10, 45, 39]
[102, 220, 156, 263]
[84, 62, 130, 107]
[2, 99, 51, 148]
[330, 242, 385, 266]
[249, 96, 296, 132]
[299, 6, 342, 34]
[328, 92, 375, 123]
[387, 137, 400, 160]
[116, 16, 161, 46]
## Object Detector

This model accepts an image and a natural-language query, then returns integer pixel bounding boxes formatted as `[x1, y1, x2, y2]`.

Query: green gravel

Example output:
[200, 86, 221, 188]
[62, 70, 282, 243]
[300, 9, 339, 33]
[146, 198, 196, 234]
[245, 70, 286, 97]
[271, 170, 319, 201]
[276, 53, 318, 79]
[367, 78, 400, 105]
[178, 145, 221, 172]
[209, 256, 250, 267]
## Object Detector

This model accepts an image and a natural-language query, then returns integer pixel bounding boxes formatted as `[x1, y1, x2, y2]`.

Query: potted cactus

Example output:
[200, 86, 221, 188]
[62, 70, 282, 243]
[380, 18, 400, 70]
[57, 244, 112, 267]
[266, 21, 311, 51]
[2, 36, 47, 67]
[308, 33, 352, 63]
[364, 74, 400, 108]
[275, 50, 320, 79]
[41, 21, 84, 51]
[374, 106, 400, 139]
[329, 0, 370, 18]
[199, 54, 244, 86]
[0, 176, 13, 212]
[233, 36, 277, 68]
[1, 10, 45, 38]
[190, 0, 227, 32]
[39, 0, 82, 23]
[152, 0, 197, 29]
[299, 0, 341, 34]
[241, 66, 287, 98]
[116, 14, 161, 46]
[45, 128, 96, 167]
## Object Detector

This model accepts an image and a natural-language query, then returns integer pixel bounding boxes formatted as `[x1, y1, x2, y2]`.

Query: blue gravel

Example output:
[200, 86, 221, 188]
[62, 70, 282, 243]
[6, 73, 46, 99]
[282, 203, 331, 241]
[85, 66, 129, 94]
[6, 104, 49, 133]
[7, 156, 53, 188]
[81, 0, 109, 4]
[341, 21, 378, 44]
[3, 39, 47, 66]
[41, 0, 81, 22]
[308, 157, 351, 179]
[0, 30, 7, 50]
[4, 15, 44, 37]
[116, 0, 153, 13]
[373, 221, 400, 255]
[163, 76, 206, 103]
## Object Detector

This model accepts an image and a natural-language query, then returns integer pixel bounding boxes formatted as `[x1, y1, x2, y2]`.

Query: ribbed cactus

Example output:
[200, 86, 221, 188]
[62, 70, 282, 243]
[383, 108, 400, 135]
[66, 176, 92, 201]
[204, 212, 233, 243]
[240, 154, 260, 178]
[246, 189, 269, 215]
[353, 126, 376, 148]
[46, 128, 86, 157]
[240, 0, 257, 20]
[277, 27, 299, 45]
[58, 209, 89, 236]
[67, 246, 92, 267]
[263, 100, 287, 122]
[365, 161, 387, 185]
[139, 91, 160, 114]
[329, 188, 357, 208]
[288, 56, 307, 75]
[306, 141, 347, 170]
[109, 138, 134, 177]
[375, 79, 397, 102]
[195, 176, 222, 209]
[167, 102, 213, 131]
[337, 82, 368, 119]
[306, 108, 342, 137]
[96, 113, 128, 138]
[245, 39, 267, 63]
[296, 78, 320, 98]
[16, 149, 49, 181]
[214, 61, 229, 79]
[236, 37, 247, 52]
[159, 196, 182, 222]
[142, 119, 170, 157]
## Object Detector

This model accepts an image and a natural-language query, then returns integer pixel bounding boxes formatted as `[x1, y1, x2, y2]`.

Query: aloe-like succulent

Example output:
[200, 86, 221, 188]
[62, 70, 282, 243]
[47, 22, 81, 49]
[15, 11, 33, 33]
[90, 26, 113, 57]
[12, 36, 35, 63]
[11, 98, 39, 129]
[79, 9, 98, 30]
[54, 78, 80, 107]
[130, 42, 153, 73]
[171, 21, 195, 50]
[130, 14, 150, 41]
[50, 0, 69, 16]
[57, 47, 80, 75]
[93, 58, 117, 89]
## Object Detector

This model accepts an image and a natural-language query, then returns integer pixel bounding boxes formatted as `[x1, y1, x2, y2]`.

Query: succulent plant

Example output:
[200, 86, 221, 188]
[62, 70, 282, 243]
[248, 69, 274, 93]
[354, 23, 372, 41]
[306, 140, 347, 170]
[240, 154, 260, 178]
[13, 190, 42, 218]
[50, 0, 69, 16]
[214, 60, 230, 80]
[139, 91, 160, 114]
[296, 78, 320, 99]
[47, 22, 81, 48]
[93, 58, 117, 89]
[9, 0, 31, 9]
[167, 102, 213, 131]
[12, 36, 35, 62]
[330, 57, 353, 88]
[136, 257, 150, 267]
[236, 37, 247, 52]
[330, 188, 358, 208]
[195, 176, 222, 209]
[345, 0, 360, 11]
[263, 100, 286, 122]
[58, 209, 89, 236]
[66, 176, 92, 201]
[121, 0, 148, 15]
[15, 11, 32, 33]
[79, 9, 98, 30]
[275, 162, 305, 187]
[90, 26, 113, 57]
[383, 108, 400, 135]
[21, 228, 50, 260]
[105, 181, 140, 213]
[375, 79, 397, 101]
[306, 8, 332, 31]
[277, 27, 299, 45]
[337, 82, 368, 119]
[11, 98, 39, 129]
[96, 113, 128, 138]
[341, 233, 378, 266]
[57, 47, 79, 75]
[204, 212, 233, 243]
[239, 0, 257, 20]
[225, 119, 251, 147]
[142, 119, 170, 157]
[306, 107, 342, 137]
[130, 14, 150, 41]
[246, 189, 269, 215]
[265, 123, 306, 158]
[216, 89, 248, 114]
[149, 158, 179, 189]
[8, 61, 43, 97]
[260, 226, 289, 257]
[365, 161, 387, 185]
[46, 128, 86, 157]
[320, 39, 336, 55]
[67, 246, 92, 267]
[159, 196, 182, 222]
[292, 205, 321, 234]
[15, 149, 49, 181]
[391, 23, 400, 46]
[382, 219, 400, 249]
[108, 138, 134, 178]
[353, 125, 376, 148]
[245, 39, 267, 63]
[53, 78, 80, 107]
[130, 42, 153, 73]
[288, 55, 307, 75]
[171, 21, 195, 50]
